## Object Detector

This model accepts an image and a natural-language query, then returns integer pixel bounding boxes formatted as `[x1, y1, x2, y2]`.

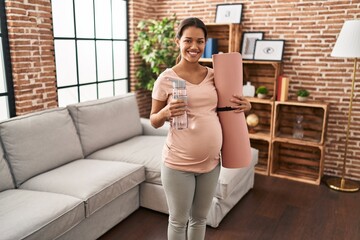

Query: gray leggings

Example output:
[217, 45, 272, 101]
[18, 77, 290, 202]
[161, 163, 221, 240]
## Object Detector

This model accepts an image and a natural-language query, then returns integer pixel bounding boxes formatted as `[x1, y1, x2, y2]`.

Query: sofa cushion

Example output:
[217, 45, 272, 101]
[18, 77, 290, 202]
[87, 135, 165, 185]
[20, 159, 145, 217]
[0, 108, 84, 187]
[216, 148, 259, 199]
[0, 143, 14, 191]
[0, 189, 84, 240]
[67, 93, 143, 156]
[140, 118, 169, 136]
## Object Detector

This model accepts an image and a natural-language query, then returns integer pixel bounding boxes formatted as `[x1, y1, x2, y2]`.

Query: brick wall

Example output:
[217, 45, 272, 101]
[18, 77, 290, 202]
[129, 0, 360, 180]
[5, 0, 57, 115]
[128, 0, 157, 118]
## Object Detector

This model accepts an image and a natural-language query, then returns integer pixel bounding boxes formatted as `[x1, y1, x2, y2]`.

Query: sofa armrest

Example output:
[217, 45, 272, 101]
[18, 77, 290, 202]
[141, 118, 169, 136]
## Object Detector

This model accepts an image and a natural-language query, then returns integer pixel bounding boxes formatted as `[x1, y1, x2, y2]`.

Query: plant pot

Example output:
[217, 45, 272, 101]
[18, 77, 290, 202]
[257, 93, 267, 99]
[297, 96, 308, 102]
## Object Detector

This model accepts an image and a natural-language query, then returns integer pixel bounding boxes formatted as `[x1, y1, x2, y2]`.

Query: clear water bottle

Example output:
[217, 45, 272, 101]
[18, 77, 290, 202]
[171, 78, 188, 130]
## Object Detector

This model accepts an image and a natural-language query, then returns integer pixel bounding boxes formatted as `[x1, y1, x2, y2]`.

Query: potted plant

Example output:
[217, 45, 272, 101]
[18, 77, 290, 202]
[256, 86, 268, 99]
[297, 89, 310, 101]
[133, 16, 178, 90]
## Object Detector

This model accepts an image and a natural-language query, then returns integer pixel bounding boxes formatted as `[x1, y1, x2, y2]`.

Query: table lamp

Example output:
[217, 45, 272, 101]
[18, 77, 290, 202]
[327, 19, 360, 192]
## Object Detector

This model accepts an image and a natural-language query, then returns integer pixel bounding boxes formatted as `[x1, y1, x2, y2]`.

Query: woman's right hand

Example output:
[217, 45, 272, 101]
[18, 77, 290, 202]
[167, 98, 187, 121]
[150, 98, 187, 129]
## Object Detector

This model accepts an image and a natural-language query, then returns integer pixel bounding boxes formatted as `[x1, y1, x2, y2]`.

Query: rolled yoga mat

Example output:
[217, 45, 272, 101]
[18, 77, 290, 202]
[212, 52, 252, 168]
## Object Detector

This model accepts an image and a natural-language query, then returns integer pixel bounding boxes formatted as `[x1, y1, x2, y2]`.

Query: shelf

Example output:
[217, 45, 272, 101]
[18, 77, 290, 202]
[199, 58, 213, 63]
[272, 136, 322, 147]
[251, 139, 271, 175]
[270, 141, 324, 185]
[246, 97, 274, 103]
[198, 23, 241, 66]
[246, 101, 273, 138]
[206, 23, 242, 53]
[273, 101, 329, 145]
[249, 132, 271, 142]
[243, 62, 282, 100]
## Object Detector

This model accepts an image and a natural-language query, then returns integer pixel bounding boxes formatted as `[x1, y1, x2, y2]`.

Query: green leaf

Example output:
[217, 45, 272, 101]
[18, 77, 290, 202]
[133, 15, 178, 90]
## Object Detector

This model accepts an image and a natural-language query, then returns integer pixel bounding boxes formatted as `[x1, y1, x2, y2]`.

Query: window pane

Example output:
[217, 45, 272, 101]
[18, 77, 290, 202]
[113, 41, 127, 79]
[52, 0, 75, 38]
[98, 81, 114, 98]
[112, 0, 127, 39]
[0, 96, 9, 120]
[0, 40, 6, 92]
[115, 79, 128, 95]
[80, 84, 97, 102]
[94, 0, 112, 39]
[96, 40, 113, 81]
[75, 0, 94, 38]
[58, 87, 78, 107]
[77, 40, 96, 84]
[54, 40, 77, 87]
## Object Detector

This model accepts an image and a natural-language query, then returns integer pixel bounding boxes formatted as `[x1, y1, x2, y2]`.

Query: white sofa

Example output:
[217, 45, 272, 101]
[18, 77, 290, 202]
[0, 93, 258, 240]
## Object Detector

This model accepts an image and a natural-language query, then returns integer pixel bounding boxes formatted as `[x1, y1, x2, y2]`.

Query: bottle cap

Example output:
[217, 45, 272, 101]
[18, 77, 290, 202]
[169, 77, 186, 88]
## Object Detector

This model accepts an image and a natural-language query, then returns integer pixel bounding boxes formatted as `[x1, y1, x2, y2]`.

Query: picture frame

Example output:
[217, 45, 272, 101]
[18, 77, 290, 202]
[241, 32, 264, 60]
[215, 4, 243, 24]
[253, 40, 285, 61]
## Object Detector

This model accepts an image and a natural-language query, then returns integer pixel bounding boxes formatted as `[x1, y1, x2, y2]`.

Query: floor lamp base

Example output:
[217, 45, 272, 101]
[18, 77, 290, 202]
[326, 177, 360, 192]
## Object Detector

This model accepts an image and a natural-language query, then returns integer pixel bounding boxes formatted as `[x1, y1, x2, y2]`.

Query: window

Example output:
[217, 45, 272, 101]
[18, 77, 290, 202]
[0, 0, 15, 120]
[52, 0, 129, 107]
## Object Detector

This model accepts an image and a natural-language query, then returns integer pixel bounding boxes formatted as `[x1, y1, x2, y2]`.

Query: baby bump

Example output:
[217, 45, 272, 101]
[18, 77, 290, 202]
[168, 116, 223, 162]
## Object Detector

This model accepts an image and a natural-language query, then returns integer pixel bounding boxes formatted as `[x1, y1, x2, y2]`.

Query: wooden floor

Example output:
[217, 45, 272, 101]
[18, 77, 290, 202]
[99, 174, 360, 240]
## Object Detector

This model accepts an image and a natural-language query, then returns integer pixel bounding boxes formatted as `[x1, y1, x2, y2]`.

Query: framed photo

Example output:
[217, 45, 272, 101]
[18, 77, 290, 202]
[215, 4, 243, 24]
[241, 32, 264, 60]
[253, 40, 285, 61]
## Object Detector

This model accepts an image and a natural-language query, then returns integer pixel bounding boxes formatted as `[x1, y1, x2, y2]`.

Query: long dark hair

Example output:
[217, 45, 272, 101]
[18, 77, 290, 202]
[175, 17, 208, 64]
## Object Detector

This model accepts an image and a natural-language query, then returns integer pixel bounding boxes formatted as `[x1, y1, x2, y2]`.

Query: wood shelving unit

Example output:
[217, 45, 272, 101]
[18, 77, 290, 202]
[245, 100, 274, 175]
[243, 61, 282, 101]
[270, 101, 329, 185]
[243, 62, 281, 175]
[206, 23, 242, 53]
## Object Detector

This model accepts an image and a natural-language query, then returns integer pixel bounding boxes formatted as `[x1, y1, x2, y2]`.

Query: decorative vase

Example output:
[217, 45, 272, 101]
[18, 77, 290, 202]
[243, 82, 255, 97]
[257, 93, 267, 99]
[297, 96, 308, 102]
[293, 115, 304, 139]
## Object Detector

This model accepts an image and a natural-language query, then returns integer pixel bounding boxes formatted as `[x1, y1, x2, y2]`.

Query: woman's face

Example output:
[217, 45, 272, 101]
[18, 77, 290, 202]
[176, 26, 206, 63]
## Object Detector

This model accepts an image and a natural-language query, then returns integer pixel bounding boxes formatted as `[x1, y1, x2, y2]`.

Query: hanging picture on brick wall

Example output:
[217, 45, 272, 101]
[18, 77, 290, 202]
[215, 4, 243, 24]
[241, 32, 264, 60]
[254, 40, 285, 61]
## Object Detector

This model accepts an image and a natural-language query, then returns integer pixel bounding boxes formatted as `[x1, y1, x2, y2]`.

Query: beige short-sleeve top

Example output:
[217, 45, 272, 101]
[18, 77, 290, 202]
[152, 67, 222, 173]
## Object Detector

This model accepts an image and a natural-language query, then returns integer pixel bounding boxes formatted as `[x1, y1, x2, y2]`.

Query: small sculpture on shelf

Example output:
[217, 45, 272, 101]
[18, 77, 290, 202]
[297, 89, 310, 102]
[293, 115, 304, 139]
[256, 86, 268, 99]
[246, 113, 259, 133]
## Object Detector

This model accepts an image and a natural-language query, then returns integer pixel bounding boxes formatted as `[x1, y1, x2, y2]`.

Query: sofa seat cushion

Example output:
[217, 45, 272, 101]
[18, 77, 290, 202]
[0, 189, 84, 240]
[20, 159, 145, 217]
[216, 148, 259, 200]
[87, 135, 165, 185]
[67, 93, 143, 156]
[0, 108, 84, 187]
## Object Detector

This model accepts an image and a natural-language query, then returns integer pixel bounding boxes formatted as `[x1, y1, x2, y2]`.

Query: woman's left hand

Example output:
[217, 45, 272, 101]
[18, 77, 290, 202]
[230, 94, 251, 113]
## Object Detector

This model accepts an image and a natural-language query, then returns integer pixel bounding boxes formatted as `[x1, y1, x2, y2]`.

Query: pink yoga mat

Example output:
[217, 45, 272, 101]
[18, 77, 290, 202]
[213, 52, 252, 168]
